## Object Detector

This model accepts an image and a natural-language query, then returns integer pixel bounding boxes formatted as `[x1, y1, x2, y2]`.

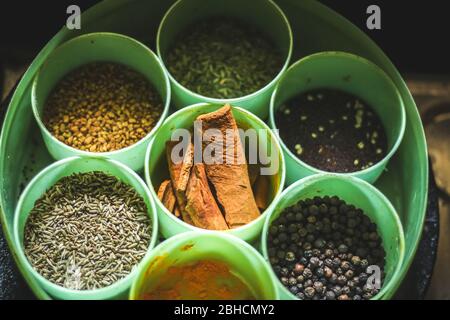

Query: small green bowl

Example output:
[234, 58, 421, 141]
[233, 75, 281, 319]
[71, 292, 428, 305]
[31, 32, 171, 172]
[269, 51, 406, 184]
[130, 231, 278, 300]
[13, 156, 159, 300]
[157, 0, 293, 119]
[145, 102, 285, 243]
[261, 174, 405, 300]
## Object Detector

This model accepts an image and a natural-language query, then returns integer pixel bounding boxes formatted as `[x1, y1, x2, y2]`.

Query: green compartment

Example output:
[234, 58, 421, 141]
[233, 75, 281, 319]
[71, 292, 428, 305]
[130, 231, 278, 300]
[13, 157, 159, 300]
[157, 0, 293, 119]
[145, 103, 285, 243]
[261, 174, 405, 300]
[270, 52, 406, 184]
[0, 0, 428, 300]
[32, 32, 171, 172]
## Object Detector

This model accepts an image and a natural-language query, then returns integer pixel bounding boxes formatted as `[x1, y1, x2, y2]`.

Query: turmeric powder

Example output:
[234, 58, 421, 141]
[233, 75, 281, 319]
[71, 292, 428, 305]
[141, 260, 255, 300]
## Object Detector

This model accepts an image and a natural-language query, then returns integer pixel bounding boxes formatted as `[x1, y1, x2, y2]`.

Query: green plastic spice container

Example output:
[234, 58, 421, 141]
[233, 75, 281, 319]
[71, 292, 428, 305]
[270, 51, 406, 184]
[261, 174, 405, 300]
[130, 231, 278, 300]
[31, 32, 171, 172]
[145, 102, 285, 243]
[157, 0, 293, 119]
[13, 156, 159, 300]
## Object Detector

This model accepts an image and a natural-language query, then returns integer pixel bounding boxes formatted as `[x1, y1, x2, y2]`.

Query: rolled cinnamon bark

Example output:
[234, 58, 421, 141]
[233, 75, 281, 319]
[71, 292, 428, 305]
[166, 140, 194, 209]
[196, 105, 260, 228]
[253, 175, 270, 211]
[185, 163, 229, 230]
[157, 179, 177, 214]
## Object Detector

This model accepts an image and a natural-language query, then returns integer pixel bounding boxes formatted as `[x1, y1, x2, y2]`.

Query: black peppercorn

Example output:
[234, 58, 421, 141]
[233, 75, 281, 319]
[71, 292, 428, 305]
[269, 225, 278, 235]
[329, 274, 338, 284]
[341, 286, 351, 295]
[360, 259, 369, 269]
[337, 275, 347, 285]
[326, 291, 336, 300]
[304, 287, 315, 298]
[280, 267, 289, 277]
[314, 238, 326, 249]
[345, 270, 354, 279]
[324, 249, 333, 258]
[277, 250, 285, 259]
[339, 204, 348, 214]
[338, 294, 350, 300]
[308, 205, 319, 216]
[278, 233, 288, 243]
[296, 292, 305, 299]
[303, 268, 313, 279]
[316, 267, 324, 278]
[341, 261, 352, 270]
[351, 255, 361, 266]
[285, 251, 296, 262]
[324, 266, 333, 278]
[313, 281, 324, 294]
[294, 263, 305, 275]
[319, 203, 328, 214]
[338, 244, 349, 253]
[304, 279, 313, 288]
[298, 228, 308, 237]
[291, 233, 300, 243]
[306, 223, 316, 233]
[288, 224, 298, 233]
[288, 277, 297, 286]
[309, 257, 320, 269]
[330, 196, 340, 206]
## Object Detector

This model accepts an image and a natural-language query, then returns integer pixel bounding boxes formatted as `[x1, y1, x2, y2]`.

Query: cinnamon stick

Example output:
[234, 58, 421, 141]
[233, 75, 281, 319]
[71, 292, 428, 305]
[166, 140, 194, 209]
[196, 105, 260, 228]
[185, 163, 229, 230]
[253, 175, 270, 211]
[157, 179, 177, 214]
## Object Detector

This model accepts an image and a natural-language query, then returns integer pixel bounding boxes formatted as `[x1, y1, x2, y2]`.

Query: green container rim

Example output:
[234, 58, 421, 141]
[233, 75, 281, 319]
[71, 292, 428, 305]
[31, 32, 171, 159]
[130, 230, 279, 300]
[269, 51, 406, 180]
[261, 173, 406, 300]
[156, 0, 293, 104]
[13, 156, 159, 299]
[144, 102, 286, 238]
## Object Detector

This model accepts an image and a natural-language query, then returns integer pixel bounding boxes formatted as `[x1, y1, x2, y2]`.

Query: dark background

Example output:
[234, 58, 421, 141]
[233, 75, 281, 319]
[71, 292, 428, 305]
[0, 0, 448, 75]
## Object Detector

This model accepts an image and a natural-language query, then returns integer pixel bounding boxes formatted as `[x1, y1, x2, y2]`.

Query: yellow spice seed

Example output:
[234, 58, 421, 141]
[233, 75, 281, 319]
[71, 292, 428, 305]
[42, 62, 163, 152]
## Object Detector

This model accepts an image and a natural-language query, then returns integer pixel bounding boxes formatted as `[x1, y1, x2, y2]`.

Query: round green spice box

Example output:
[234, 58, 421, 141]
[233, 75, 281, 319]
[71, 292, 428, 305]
[270, 51, 406, 185]
[13, 157, 159, 300]
[157, 0, 293, 119]
[32, 32, 171, 172]
[261, 174, 405, 300]
[0, 0, 428, 301]
[130, 231, 278, 300]
[145, 102, 285, 243]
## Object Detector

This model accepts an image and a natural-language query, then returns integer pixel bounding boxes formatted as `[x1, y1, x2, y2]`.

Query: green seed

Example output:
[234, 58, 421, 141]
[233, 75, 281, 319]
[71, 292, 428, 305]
[23, 172, 152, 290]
[166, 18, 283, 99]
